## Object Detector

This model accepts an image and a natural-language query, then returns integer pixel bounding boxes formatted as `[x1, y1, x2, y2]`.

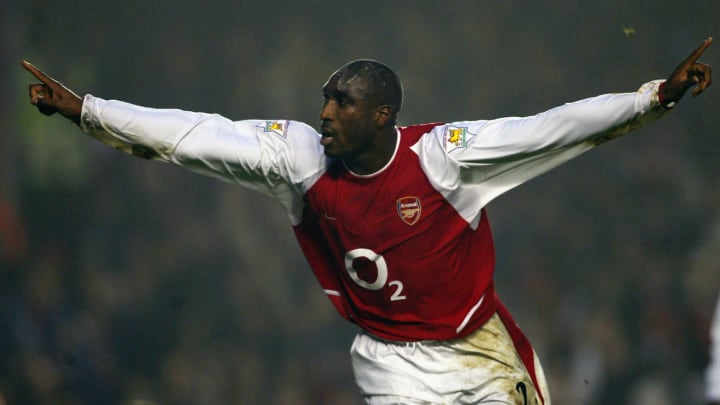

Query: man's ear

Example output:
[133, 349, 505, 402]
[374, 105, 393, 127]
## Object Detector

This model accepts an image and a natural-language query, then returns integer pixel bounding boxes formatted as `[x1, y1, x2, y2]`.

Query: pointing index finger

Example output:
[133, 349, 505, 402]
[21, 60, 55, 86]
[687, 37, 713, 64]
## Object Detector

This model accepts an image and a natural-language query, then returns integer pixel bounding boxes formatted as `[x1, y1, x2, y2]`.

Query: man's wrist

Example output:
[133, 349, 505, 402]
[658, 81, 676, 109]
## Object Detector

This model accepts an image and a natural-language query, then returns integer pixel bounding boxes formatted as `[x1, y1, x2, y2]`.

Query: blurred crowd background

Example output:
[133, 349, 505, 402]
[2, 1, 719, 404]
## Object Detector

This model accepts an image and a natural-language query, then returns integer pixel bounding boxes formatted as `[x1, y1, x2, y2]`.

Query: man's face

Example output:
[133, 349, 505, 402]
[319, 70, 378, 160]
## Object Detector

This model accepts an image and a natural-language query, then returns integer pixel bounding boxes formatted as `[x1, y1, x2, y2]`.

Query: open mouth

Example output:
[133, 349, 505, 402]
[320, 136, 335, 146]
[320, 125, 335, 146]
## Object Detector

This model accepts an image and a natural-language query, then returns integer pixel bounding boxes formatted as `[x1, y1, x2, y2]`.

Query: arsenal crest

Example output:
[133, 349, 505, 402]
[397, 196, 421, 225]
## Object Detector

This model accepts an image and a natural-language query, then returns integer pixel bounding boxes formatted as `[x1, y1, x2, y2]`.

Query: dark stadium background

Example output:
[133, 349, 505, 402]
[1, 1, 719, 404]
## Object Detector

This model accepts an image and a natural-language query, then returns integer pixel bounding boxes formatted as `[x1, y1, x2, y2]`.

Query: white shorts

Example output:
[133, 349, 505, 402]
[350, 313, 550, 404]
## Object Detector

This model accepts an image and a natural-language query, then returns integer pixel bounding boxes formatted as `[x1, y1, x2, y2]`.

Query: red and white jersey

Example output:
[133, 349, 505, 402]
[79, 80, 666, 341]
[295, 122, 498, 341]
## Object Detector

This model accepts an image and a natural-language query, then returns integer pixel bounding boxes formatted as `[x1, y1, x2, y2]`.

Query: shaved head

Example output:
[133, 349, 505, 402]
[333, 59, 403, 124]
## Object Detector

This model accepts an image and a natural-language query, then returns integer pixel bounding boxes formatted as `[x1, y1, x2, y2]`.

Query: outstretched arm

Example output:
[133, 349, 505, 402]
[21, 59, 325, 220]
[659, 37, 713, 108]
[434, 38, 713, 212]
[22, 60, 83, 125]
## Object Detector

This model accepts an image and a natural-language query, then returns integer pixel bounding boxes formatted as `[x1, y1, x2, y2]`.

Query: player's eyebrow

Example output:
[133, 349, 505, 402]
[322, 87, 354, 104]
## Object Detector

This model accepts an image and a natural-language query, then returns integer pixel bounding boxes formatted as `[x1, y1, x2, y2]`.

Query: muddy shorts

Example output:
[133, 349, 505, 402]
[350, 313, 550, 404]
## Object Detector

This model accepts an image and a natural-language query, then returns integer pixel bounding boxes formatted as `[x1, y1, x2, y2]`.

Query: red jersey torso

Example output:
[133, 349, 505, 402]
[293, 123, 498, 341]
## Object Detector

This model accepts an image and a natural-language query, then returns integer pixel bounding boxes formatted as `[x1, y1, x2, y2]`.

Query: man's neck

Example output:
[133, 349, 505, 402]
[345, 127, 398, 175]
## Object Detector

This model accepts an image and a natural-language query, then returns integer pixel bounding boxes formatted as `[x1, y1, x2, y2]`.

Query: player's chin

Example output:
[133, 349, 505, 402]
[321, 138, 342, 157]
[322, 145, 341, 158]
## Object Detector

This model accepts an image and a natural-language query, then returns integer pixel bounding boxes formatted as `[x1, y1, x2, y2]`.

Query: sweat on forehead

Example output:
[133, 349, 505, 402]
[332, 59, 403, 110]
[337, 70, 367, 90]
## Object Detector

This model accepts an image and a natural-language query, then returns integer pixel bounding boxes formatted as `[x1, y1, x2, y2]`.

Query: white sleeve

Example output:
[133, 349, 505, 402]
[80, 95, 326, 222]
[707, 294, 720, 401]
[414, 80, 667, 225]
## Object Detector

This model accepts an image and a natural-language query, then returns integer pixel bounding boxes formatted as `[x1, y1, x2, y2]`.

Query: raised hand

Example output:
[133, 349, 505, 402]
[22, 60, 83, 125]
[660, 38, 713, 107]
